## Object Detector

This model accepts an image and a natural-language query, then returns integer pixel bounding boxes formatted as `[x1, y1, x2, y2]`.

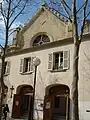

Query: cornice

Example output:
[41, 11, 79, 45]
[6, 33, 90, 57]
[6, 37, 73, 57]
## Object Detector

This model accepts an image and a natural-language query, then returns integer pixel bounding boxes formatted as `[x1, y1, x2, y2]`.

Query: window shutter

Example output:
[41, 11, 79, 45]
[0, 63, 2, 77]
[20, 59, 24, 73]
[28, 58, 31, 72]
[48, 53, 53, 71]
[30, 57, 34, 72]
[63, 50, 70, 69]
[6, 61, 10, 74]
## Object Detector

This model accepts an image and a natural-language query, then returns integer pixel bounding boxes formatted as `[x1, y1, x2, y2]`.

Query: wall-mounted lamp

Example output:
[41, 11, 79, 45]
[10, 86, 14, 98]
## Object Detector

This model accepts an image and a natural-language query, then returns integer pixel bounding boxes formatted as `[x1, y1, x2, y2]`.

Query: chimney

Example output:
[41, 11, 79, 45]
[12, 27, 21, 45]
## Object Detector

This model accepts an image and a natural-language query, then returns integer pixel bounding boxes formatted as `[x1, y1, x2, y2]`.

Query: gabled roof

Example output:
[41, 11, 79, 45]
[21, 3, 68, 33]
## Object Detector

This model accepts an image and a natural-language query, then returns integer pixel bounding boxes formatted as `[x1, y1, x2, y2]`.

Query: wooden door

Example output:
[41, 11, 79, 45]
[43, 95, 52, 120]
[12, 94, 21, 118]
[28, 95, 33, 120]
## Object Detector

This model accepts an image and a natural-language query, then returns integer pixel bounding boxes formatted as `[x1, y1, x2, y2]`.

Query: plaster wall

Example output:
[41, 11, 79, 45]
[3, 38, 90, 120]
[23, 9, 68, 48]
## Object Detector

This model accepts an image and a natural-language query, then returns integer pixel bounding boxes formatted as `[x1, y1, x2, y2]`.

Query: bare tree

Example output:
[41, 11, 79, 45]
[48, 0, 90, 120]
[0, 0, 39, 119]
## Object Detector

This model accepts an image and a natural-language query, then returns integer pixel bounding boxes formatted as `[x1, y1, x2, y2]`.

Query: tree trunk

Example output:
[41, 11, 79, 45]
[0, 55, 5, 120]
[0, 26, 9, 120]
[72, 41, 80, 120]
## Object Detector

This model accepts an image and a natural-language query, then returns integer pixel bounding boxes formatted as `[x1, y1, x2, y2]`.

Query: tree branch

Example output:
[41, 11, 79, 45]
[61, 0, 72, 23]
[72, 0, 79, 43]
[0, 44, 4, 49]
[85, 11, 90, 19]
[0, 4, 7, 27]
[49, 0, 72, 22]
[9, 0, 22, 18]
[76, 1, 87, 13]
[62, 0, 71, 11]
[79, 0, 88, 42]
[8, 0, 27, 28]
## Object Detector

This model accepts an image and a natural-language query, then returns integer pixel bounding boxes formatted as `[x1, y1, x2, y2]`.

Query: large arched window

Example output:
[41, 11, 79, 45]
[33, 34, 50, 46]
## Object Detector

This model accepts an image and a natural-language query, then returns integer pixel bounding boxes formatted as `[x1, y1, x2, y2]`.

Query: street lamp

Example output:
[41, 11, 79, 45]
[31, 57, 41, 120]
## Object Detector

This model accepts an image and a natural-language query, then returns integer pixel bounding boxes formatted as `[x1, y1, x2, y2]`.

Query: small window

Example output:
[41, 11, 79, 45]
[54, 52, 63, 70]
[4, 61, 10, 75]
[48, 50, 69, 71]
[20, 57, 34, 74]
[24, 58, 31, 73]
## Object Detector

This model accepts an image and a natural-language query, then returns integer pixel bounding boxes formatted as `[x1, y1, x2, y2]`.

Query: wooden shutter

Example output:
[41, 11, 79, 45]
[28, 58, 31, 72]
[12, 94, 21, 118]
[30, 57, 34, 72]
[6, 61, 10, 74]
[19, 59, 24, 73]
[63, 50, 70, 69]
[48, 53, 53, 71]
[0, 63, 2, 77]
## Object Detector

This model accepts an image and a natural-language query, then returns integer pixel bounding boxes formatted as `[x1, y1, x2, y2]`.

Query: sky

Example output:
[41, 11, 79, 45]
[0, 0, 90, 46]
[0, 0, 42, 45]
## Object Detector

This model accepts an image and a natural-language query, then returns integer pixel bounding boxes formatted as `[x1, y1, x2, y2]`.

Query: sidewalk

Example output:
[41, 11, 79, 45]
[1, 118, 26, 120]
[8, 118, 28, 120]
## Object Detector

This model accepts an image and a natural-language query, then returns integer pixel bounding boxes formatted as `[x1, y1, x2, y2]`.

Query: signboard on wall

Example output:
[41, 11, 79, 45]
[34, 99, 44, 111]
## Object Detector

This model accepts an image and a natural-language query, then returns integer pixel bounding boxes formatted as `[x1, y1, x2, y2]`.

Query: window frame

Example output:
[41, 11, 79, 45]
[23, 57, 31, 73]
[53, 51, 63, 70]
[20, 57, 34, 74]
[33, 34, 50, 46]
[48, 50, 70, 72]
[4, 61, 10, 76]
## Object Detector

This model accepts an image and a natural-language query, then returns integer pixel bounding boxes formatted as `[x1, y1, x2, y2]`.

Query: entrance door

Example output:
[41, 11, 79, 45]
[12, 85, 33, 119]
[21, 95, 30, 115]
[12, 94, 32, 118]
[51, 95, 66, 120]
[43, 84, 70, 120]
[12, 94, 21, 118]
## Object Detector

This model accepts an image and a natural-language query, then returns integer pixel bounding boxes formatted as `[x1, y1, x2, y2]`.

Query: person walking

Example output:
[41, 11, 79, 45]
[3, 104, 9, 120]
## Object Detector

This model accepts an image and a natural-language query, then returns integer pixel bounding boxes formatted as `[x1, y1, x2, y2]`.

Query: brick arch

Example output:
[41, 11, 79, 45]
[16, 84, 33, 95]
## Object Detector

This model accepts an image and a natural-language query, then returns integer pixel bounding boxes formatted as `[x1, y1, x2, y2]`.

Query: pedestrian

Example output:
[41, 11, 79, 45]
[3, 104, 9, 120]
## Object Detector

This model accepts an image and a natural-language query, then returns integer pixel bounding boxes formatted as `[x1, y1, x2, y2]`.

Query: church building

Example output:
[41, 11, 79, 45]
[1, 3, 90, 120]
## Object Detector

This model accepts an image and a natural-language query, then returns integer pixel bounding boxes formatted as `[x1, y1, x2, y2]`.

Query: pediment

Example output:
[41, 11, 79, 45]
[18, 4, 70, 49]
[21, 5, 67, 33]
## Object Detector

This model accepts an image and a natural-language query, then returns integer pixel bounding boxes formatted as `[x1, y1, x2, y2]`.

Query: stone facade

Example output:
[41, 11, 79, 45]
[1, 4, 90, 120]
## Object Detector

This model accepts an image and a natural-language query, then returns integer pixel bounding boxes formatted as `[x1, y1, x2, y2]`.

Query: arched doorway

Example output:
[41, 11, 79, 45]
[43, 84, 70, 120]
[12, 84, 33, 119]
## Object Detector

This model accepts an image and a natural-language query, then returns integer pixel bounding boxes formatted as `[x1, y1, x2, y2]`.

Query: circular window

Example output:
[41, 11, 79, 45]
[33, 35, 50, 46]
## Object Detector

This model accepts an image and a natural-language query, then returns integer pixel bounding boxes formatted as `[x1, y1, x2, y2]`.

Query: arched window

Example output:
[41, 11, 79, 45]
[33, 34, 50, 46]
